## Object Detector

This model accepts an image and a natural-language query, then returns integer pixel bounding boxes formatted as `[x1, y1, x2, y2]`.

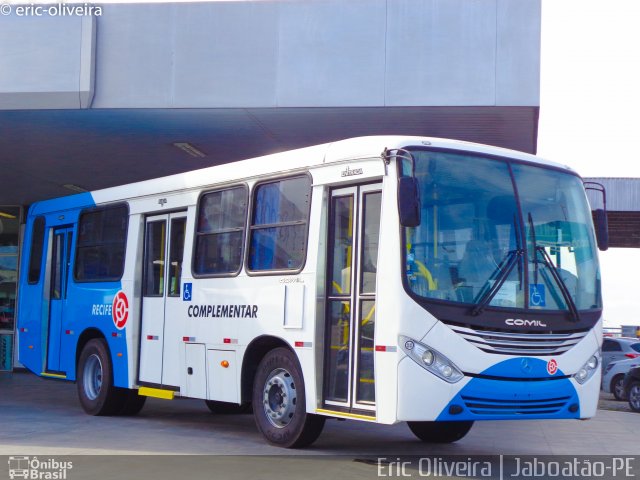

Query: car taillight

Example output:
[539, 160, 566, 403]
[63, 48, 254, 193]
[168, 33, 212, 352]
[625, 353, 640, 359]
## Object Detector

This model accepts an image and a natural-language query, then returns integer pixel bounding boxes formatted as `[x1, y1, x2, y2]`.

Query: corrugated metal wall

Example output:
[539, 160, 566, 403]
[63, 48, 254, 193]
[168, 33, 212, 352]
[586, 178, 640, 248]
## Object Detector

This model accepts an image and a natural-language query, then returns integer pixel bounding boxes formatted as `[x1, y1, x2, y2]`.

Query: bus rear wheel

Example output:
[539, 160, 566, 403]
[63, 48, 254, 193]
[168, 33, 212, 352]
[252, 348, 325, 448]
[116, 388, 147, 416]
[77, 338, 124, 416]
[407, 421, 474, 443]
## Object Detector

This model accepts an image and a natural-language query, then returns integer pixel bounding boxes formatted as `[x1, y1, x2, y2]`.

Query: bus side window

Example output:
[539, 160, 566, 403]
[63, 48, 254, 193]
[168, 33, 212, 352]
[74, 204, 128, 282]
[248, 175, 311, 272]
[193, 186, 248, 276]
[27, 216, 46, 284]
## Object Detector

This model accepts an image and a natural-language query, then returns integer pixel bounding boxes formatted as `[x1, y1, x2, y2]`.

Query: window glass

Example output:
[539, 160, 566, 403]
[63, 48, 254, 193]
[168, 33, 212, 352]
[602, 340, 621, 352]
[28, 217, 46, 284]
[144, 221, 166, 296]
[631, 343, 640, 353]
[513, 164, 602, 311]
[0, 207, 20, 336]
[51, 234, 63, 300]
[403, 150, 521, 307]
[194, 187, 247, 275]
[0, 207, 20, 249]
[360, 192, 381, 294]
[0, 255, 17, 331]
[402, 149, 602, 313]
[329, 196, 354, 295]
[356, 299, 376, 404]
[248, 176, 311, 271]
[168, 218, 186, 296]
[75, 205, 128, 282]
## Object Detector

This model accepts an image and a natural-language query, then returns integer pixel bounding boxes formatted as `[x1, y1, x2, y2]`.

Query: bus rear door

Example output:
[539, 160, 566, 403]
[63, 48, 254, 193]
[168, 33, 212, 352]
[138, 212, 187, 388]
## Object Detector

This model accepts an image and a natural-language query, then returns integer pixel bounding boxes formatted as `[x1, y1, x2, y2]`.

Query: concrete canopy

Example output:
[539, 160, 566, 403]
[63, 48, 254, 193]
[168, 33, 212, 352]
[0, 0, 541, 206]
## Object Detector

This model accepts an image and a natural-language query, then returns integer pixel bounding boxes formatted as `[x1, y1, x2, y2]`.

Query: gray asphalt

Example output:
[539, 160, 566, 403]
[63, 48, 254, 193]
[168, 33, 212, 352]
[1, 370, 638, 458]
[0, 372, 640, 480]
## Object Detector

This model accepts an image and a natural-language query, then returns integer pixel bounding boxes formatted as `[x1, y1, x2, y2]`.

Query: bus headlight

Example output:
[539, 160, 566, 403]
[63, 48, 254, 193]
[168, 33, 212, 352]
[400, 335, 464, 383]
[573, 352, 600, 385]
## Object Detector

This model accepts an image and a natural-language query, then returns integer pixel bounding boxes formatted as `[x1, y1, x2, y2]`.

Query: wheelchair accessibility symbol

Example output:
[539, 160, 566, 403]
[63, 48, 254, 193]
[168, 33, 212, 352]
[183, 283, 192, 301]
[529, 284, 546, 307]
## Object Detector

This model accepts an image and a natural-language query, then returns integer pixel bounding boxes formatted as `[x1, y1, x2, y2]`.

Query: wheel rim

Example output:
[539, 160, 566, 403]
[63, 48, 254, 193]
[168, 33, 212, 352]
[83, 353, 103, 400]
[262, 368, 297, 428]
[615, 379, 625, 398]
[630, 385, 640, 410]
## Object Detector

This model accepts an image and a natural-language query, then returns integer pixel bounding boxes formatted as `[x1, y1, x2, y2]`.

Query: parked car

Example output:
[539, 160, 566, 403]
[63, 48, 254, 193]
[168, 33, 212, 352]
[623, 366, 640, 413]
[602, 337, 640, 370]
[602, 358, 640, 400]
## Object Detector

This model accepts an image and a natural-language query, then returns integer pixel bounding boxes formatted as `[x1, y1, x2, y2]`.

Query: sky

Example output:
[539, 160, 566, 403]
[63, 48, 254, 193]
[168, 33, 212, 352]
[537, 0, 640, 329]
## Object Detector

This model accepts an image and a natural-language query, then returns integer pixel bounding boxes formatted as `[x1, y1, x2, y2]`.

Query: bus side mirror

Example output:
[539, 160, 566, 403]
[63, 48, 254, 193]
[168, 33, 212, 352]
[584, 181, 609, 252]
[593, 208, 609, 251]
[398, 177, 421, 227]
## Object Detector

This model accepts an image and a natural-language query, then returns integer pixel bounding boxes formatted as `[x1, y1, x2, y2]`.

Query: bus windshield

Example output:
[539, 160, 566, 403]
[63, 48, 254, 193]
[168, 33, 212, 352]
[402, 149, 601, 313]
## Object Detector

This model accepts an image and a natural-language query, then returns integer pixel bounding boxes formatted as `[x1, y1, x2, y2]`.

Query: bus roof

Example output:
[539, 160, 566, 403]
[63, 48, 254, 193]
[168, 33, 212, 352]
[31, 136, 572, 213]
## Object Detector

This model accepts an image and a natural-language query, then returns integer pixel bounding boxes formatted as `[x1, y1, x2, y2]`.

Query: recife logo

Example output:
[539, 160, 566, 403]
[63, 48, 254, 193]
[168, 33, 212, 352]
[547, 359, 559, 376]
[90, 291, 129, 330]
[112, 291, 129, 330]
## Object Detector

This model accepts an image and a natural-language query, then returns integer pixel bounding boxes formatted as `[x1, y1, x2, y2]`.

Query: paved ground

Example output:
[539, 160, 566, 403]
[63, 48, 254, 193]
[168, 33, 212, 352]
[599, 391, 634, 413]
[1, 370, 638, 458]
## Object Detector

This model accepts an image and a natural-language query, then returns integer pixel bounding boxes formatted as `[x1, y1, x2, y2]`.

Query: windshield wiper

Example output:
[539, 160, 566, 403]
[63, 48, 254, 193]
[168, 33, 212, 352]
[535, 246, 580, 322]
[527, 213, 580, 323]
[471, 248, 523, 316]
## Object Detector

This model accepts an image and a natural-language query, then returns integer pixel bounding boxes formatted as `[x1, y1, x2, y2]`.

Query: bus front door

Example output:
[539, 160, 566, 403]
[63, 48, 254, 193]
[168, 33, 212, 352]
[139, 212, 187, 387]
[47, 227, 73, 373]
[323, 183, 382, 413]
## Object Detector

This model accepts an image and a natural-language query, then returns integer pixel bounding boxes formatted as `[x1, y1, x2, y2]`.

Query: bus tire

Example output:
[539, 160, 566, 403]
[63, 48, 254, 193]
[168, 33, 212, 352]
[407, 421, 474, 443]
[77, 338, 124, 416]
[116, 389, 147, 416]
[252, 347, 325, 448]
[205, 400, 251, 415]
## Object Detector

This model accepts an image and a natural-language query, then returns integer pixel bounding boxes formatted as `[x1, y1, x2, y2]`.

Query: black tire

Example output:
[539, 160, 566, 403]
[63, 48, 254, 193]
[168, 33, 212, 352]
[407, 421, 474, 443]
[77, 338, 125, 416]
[116, 388, 147, 416]
[205, 400, 251, 415]
[252, 347, 325, 448]
[628, 381, 640, 413]
[611, 374, 627, 401]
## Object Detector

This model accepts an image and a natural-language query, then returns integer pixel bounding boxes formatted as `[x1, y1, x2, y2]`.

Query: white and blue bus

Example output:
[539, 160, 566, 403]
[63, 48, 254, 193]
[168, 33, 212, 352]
[17, 136, 607, 448]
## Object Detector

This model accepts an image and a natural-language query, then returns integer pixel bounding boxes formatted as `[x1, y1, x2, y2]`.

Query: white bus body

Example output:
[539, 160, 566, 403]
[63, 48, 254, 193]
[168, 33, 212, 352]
[18, 136, 604, 447]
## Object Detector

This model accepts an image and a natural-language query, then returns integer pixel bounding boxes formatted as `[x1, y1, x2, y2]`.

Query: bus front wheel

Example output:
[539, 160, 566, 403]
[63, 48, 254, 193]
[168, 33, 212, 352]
[77, 338, 123, 416]
[252, 347, 325, 448]
[407, 420, 474, 443]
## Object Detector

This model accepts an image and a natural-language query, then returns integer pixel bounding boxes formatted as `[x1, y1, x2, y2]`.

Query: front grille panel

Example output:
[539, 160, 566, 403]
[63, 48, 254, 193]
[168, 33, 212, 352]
[449, 324, 588, 356]
[461, 395, 571, 415]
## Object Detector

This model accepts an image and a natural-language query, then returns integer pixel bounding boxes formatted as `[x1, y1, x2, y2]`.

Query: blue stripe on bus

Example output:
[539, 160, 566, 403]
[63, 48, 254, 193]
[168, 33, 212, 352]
[18, 192, 129, 388]
[437, 358, 579, 421]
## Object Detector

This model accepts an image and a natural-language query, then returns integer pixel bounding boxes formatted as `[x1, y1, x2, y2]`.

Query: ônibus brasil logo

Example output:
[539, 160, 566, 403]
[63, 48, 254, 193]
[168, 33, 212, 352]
[8, 456, 73, 480]
[112, 291, 129, 330]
